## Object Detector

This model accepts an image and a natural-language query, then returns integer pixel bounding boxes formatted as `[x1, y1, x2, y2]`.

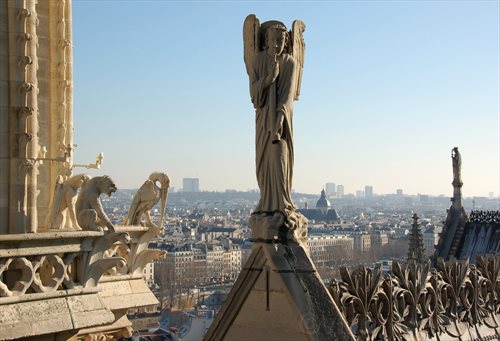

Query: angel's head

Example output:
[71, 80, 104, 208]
[264, 23, 288, 57]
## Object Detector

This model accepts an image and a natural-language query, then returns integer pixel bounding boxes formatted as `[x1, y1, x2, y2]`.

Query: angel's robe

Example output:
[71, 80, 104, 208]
[249, 51, 297, 214]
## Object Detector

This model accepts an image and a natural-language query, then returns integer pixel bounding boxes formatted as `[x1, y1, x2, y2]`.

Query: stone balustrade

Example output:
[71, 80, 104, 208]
[0, 226, 164, 340]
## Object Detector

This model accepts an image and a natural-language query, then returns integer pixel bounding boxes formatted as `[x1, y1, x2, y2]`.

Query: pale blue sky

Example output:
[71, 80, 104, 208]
[72, 0, 499, 197]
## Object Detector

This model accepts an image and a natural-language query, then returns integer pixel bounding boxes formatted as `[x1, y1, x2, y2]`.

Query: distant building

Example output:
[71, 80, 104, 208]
[325, 183, 336, 197]
[423, 225, 438, 256]
[156, 242, 242, 287]
[353, 233, 371, 252]
[143, 261, 155, 286]
[183, 178, 200, 192]
[396, 189, 403, 196]
[307, 235, 354, 265]
[337, 185, 345, 198]
[206, 227, 237, 240]
[356, 190, 365, 198]
[299, 189, 340, 223]
[365, 186, 373, 198]
[371, 231, 389, 247]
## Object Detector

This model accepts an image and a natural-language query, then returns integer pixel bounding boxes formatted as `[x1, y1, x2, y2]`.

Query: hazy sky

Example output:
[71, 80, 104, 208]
[72, 1, 499, 197]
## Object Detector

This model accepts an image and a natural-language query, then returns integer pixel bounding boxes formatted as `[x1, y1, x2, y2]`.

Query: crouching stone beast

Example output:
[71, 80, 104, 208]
[76, 175, 117, 232]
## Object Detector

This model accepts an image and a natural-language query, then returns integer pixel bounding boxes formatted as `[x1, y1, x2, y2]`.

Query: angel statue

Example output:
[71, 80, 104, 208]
[124, 172, 170, 233]
[45, 174, 91, 230]
[243, 15, 305, 231]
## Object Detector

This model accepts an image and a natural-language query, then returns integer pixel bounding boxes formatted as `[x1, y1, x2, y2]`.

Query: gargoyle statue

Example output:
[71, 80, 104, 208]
[45, 174, 91, 230]
[76, 175, 117, 232]
[124, 172, 170, 234]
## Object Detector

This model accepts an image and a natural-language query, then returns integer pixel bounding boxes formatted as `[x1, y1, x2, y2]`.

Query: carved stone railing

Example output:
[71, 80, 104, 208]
[0, 226, 164, 340]
[469, 211, 500, 224]
[0, 231, 130, 298]
[329, 255, 500, 340]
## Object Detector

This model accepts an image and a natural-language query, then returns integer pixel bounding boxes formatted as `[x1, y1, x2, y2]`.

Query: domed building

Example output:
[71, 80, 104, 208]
[316, 189, 331, 214]
[299, 189, 340, 223]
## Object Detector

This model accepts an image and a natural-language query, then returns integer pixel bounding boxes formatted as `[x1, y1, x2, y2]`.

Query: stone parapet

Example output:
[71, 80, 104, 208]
[0, 226, 164, 340]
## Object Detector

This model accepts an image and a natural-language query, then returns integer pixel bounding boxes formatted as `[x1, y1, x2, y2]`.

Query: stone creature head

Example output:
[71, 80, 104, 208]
[148, 172, 170, 189]
[148, 172, 170, 227]
[97, 175, 117, 197]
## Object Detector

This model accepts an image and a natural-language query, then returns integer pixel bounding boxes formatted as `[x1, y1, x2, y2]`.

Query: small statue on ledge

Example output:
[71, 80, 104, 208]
[124, 172, 170, 235]
[45, 174, 91, 230]
[452, 147, 462, 186]
[76, 175, 117, 232]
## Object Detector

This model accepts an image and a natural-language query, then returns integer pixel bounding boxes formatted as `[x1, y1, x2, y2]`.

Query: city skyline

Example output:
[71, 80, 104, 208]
[71, 1, 499, 197]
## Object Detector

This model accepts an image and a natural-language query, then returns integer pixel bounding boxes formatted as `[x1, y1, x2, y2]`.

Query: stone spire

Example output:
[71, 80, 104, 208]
[433, 147, 468, 262]
[408, 213, 426, 263]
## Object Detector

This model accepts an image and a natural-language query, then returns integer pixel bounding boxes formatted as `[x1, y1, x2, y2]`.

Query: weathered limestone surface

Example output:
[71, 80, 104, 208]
[98, 278, 159, 311]
[0, 226, 162, 340]
[205, 219, 354, 340]
[0, 293, 113, 340]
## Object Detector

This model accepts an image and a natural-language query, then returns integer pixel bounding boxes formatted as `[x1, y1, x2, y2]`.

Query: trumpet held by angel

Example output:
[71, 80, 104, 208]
[124, 172, 170, 233]
[243, 15, 305, 215]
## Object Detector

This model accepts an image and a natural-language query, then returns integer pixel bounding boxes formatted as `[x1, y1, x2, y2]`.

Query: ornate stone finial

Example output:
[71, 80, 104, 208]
[408, 213, 426, 264]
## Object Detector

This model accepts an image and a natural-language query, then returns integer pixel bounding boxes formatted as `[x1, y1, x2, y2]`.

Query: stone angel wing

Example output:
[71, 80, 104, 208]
[290, 20, 306, 100]
[243, 14, 260, 76]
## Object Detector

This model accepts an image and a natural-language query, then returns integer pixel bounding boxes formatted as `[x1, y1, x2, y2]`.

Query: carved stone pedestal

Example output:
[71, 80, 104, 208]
[204, 214, 354, 341]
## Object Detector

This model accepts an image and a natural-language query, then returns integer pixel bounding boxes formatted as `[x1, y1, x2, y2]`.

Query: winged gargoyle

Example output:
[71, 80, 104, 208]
[124, 172, 170, 234]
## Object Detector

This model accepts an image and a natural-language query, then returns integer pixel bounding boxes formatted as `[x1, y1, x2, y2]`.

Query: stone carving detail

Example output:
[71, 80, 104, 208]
[45, 174, 91, 230]
[84, 232, 130, 286]
[100, 228, 166, 277]
[76, 175, 117, 232]
[329, 255, 500, 340]
[452, 147, 462, 186]
[0, 228, 161, 297]
[124, 172, 170, 232]
[0, 258, 34, 297]
[82, 327, 133, 341]
[243, 14, 307, 244]
[469, 210, 500, 224]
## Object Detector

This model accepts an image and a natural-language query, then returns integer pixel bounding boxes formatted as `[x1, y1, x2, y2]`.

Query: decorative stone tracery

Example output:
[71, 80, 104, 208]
[330, 255, 500, 340]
